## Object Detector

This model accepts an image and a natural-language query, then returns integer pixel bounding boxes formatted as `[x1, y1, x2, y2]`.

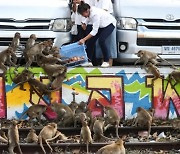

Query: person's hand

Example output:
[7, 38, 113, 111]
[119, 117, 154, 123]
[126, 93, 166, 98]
[79, 39, 85, 45]
[81, 23, 87, 30]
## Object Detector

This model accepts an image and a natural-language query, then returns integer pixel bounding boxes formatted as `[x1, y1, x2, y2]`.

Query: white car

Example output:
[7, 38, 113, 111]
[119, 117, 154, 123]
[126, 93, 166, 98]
[114, 0, 180, 64]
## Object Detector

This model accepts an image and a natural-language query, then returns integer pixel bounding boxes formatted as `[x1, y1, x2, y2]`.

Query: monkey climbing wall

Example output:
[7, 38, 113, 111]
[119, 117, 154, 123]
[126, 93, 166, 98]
[1, 66, 180, 120]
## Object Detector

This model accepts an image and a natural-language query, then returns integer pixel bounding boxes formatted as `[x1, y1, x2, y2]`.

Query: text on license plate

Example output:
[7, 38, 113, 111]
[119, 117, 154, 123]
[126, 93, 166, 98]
[162, 46, 180, 54]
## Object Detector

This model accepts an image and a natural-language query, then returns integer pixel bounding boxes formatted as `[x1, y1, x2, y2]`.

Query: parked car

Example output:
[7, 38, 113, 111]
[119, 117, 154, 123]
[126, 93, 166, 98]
[0, 0, 72, 58]
[113, 0, 180, 64]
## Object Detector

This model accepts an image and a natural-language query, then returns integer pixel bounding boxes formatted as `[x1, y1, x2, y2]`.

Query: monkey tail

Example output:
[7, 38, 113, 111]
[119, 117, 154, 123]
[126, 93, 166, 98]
[19, 109, 28, 120]
[157, 55, 178, 69]
[100, 134, 114, 141]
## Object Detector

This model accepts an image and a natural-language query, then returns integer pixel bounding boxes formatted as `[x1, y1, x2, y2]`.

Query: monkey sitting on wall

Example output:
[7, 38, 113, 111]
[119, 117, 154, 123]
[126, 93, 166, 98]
[0, 47, 17, 75]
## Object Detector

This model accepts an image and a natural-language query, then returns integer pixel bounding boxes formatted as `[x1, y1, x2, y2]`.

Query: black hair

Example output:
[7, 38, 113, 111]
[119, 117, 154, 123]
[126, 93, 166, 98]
[77, 1, 90, 15]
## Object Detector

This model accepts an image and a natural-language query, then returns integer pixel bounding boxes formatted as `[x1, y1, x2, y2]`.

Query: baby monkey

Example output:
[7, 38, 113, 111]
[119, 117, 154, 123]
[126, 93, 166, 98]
[25, 128, 38, 143]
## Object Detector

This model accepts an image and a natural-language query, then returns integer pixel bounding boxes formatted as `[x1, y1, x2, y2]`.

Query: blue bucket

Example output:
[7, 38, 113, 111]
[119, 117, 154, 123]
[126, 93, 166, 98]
[60, 42, 88, 67]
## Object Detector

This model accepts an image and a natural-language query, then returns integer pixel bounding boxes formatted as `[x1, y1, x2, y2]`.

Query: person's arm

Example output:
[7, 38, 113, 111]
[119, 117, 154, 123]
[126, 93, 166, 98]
[79, 33, 93, 44]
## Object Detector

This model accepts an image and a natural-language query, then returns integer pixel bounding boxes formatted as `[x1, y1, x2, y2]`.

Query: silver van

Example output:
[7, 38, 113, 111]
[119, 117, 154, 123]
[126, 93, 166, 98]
[113, 0, 180, 64]
[0, 0, 71, 58]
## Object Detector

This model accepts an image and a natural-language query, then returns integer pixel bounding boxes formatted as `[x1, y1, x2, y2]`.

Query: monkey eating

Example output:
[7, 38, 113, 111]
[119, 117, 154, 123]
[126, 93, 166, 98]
[103, 106, 120, 138]
[135, 50, 176, 69]
[25, 128, 38, 143]
[96, 138, 125, 154]
[38, 122, 60, 154]
[133, 107, 152, 137]
[93, 117, 113, 142]
[8, 120, 23, 154]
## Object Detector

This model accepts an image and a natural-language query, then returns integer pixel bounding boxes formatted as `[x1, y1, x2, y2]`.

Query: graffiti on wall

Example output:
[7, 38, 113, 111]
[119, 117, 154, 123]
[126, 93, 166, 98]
[1, 67, 180, 120]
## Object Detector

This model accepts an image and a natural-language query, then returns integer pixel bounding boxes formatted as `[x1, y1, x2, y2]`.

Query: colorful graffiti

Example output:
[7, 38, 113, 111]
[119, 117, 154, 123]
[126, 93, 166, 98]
[1, 66, 180, 120]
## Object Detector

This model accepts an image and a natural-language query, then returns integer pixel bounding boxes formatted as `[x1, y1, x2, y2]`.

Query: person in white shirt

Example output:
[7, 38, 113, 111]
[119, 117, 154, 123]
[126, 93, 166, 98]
[78, 2, 116, 67]
[72, 0, 94, 41]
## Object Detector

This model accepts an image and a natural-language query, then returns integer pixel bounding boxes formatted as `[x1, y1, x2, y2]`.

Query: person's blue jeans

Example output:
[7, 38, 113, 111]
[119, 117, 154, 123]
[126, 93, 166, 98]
[86, 23, 115, 62]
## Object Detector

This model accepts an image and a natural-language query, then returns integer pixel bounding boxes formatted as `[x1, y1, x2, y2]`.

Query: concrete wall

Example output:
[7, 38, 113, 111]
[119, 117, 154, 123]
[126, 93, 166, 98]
[1, 66, 180, 120]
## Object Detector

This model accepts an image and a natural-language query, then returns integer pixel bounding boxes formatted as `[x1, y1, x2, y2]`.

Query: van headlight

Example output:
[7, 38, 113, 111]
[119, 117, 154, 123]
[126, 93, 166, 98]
[117, 17, 137, 30]
[50, 19, 71, 32]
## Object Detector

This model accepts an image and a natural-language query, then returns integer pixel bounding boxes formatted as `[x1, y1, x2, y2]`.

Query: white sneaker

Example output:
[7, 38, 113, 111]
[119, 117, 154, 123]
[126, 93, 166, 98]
[101, 62, 110, 67]
[81, 62, 93, 67]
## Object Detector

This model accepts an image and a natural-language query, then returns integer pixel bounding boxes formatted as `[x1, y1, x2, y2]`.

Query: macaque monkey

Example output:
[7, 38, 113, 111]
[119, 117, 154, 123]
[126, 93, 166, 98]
[133, 107, 152, 137]
[9, 68, 33, 91]
[93, 117, 113, 142]
[20, 104, 47, 124]
[8, 120, 23, 154]
[36, 53, 67, 66]
[25, 128, 38, 143]
[74, 112, 88, 127]
[50, 102, 74, 127]
[103, 106, 120, 138]
[38, 122, 60, 154]
[96, 138, 125, 154]
[0, 47, 17, 74]
[75, 101, 88, 114]
[68, 101, 79, 115]
[10, 32, 21, 51]
[49, 46, 61, 58]
[39, 63, 67, 81]
[80, 120, 93, 154]
[10, 32, 21, 64]
[25, 34, 37, 50]
[25, 42, 46, 67]
[135, 50, 176, 69]
[168, 70, 180, 88]
[146, 63, 161, 80]
[13, 77, 61, 102]
[42, 39, 53, 55]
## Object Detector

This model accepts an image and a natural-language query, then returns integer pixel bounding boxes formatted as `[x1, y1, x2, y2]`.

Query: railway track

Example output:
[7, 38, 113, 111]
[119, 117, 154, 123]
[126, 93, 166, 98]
[0, 126, 179, 153]
[0, 141, 179, 154]
[1, 125, 176, 135]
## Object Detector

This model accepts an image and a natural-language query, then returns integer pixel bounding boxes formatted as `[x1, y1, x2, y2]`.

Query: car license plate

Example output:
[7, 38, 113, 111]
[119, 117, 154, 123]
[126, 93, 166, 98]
[162, 46, 180, 54]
